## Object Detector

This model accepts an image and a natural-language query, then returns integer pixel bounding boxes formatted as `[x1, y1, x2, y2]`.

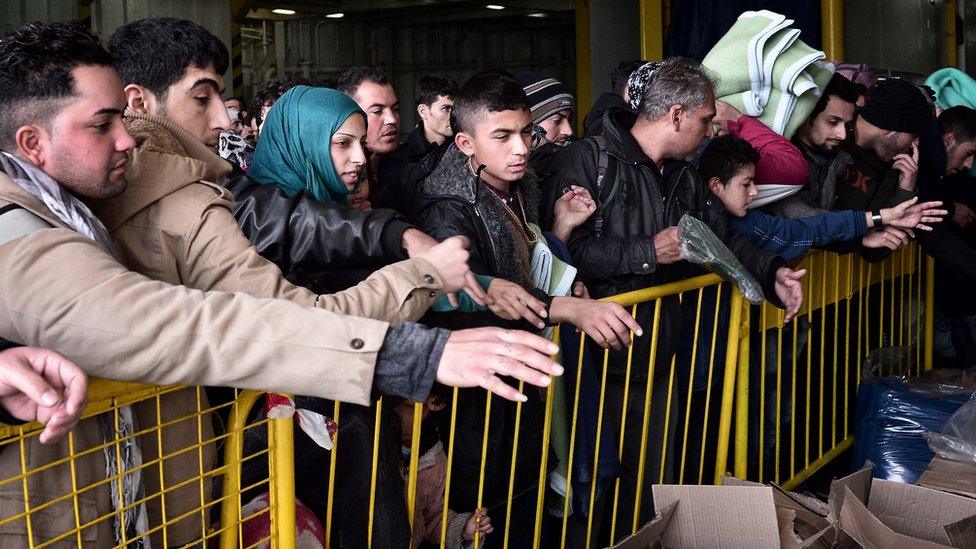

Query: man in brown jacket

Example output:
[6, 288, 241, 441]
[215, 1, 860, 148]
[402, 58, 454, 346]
[0, 22, 562, 547]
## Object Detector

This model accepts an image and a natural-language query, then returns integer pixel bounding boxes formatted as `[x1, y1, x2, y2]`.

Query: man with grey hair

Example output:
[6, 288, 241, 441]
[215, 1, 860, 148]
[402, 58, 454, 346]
[541, 56, 804, 545]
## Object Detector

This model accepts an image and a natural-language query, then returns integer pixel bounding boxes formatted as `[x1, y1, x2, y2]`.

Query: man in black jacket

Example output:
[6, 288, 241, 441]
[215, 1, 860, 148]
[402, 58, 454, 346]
[583, 59, 644, 138]
[542, 56, 804, 544]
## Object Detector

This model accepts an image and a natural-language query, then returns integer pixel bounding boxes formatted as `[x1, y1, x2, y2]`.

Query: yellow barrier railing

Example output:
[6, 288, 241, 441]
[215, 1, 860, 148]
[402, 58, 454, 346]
[0, 243, 932, 548]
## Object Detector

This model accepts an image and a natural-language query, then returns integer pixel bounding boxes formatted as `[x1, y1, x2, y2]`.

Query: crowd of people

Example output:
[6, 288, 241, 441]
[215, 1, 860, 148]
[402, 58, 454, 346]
[0, 15, 973, 549]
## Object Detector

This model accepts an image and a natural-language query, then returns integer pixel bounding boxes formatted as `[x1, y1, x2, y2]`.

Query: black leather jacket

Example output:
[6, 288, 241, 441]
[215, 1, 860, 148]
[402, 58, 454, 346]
[542, 108, 786, 379]
[221, 166, 414, 293]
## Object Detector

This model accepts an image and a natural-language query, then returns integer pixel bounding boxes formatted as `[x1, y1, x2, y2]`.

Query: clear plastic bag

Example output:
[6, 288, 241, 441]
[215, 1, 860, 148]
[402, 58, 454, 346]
[676, 214, 764, 304]
[926, 391, 976, 464]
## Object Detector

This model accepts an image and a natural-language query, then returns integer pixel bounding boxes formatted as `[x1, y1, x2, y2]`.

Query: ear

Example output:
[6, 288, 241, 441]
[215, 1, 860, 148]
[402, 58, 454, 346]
[944, 133, 955, 149]
[455, 131, 475, 157]
[669, 104, 684, 131]
[417, 103, 430, 121]
[14, 125, 48, 167]
[707, 176, 724, 194]
[124, 83, 157, 115]
[427, 395, 446, 412]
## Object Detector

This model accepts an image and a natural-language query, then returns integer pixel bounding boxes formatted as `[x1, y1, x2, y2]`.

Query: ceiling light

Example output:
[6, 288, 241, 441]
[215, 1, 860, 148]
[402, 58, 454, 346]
[272, 8, 296, 15]
[527, 12, 549, 18]
[325, 12, 344, 18]
[486, 4, 506, 9]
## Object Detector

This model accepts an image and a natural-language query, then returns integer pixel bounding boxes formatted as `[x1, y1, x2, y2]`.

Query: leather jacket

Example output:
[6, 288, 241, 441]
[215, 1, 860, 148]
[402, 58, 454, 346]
[221, 166, 415, 292]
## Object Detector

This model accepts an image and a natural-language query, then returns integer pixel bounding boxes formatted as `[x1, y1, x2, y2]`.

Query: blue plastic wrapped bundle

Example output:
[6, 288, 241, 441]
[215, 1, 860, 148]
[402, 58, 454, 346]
[852, 376, 972, 483]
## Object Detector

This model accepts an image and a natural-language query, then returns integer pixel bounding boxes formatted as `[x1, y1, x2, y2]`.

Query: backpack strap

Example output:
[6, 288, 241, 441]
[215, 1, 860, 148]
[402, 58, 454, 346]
[0, 204, 53, 246]
[591, 135, 612, 238]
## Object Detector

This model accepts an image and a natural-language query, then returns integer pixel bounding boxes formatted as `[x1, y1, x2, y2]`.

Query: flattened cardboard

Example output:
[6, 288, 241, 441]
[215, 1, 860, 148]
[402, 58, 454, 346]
[868, 478, 976, 545]
[652, 485, 780, 548]
[945, 515, 976, 547]
[609, 502, 676, 549]
[918, 456, 976, 499]
[827, 463, 873, 524]
[839, 488, 953, 549]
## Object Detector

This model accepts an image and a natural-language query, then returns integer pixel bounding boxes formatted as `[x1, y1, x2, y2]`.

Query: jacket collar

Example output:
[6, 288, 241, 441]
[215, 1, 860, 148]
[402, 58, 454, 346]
[85, 113, 232, 231]
[0, 168, 70, 229]
[600, 107, 656, 165]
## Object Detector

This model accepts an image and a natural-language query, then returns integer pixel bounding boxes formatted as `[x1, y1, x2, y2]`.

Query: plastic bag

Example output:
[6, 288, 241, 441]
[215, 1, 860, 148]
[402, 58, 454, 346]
[676, 214, 764, 304]
[926, 391, 976, 464]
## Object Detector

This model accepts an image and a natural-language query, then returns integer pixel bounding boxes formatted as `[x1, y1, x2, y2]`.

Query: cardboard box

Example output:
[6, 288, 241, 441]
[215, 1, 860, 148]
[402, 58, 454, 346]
[917, 455, 976, 499]
[610, 462, 976, 549]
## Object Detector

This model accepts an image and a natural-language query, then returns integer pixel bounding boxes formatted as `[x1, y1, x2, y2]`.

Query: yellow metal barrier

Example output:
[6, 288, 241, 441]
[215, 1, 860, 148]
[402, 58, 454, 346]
[0, 382, 295, 548]
[0, 243, 934, 548]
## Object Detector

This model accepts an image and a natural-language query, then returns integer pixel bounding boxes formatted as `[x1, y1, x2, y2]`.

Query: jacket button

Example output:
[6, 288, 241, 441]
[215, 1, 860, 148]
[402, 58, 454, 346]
[641, 262, 650, 270]
[423, 274, 435, 284]
[428, 290, 437, 298]
[350, 338, 364, 350]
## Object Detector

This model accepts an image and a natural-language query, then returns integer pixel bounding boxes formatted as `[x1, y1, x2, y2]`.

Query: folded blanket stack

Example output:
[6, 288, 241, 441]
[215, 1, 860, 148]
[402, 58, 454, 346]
[703, 10, 835, 139]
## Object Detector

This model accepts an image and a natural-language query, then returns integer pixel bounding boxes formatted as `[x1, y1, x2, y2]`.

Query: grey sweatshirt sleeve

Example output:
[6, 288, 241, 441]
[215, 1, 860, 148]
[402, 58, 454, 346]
[374, 322, 450, 401]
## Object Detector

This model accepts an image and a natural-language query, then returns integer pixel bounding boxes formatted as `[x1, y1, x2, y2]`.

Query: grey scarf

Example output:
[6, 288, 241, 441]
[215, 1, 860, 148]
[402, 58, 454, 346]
[0, 152, 149, 547]
[0, 152, 117, 256]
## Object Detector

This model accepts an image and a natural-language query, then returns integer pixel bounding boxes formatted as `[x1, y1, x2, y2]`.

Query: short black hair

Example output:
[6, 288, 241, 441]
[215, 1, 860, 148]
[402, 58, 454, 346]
[0, 22, 114, 150]
[250, 74, 312, 126]
[939, 105, 976, 143]
[453, 71, 529, 134]
[611, 59, 645, 97]
[809, 73, 861, 121]
[415, 73, 458, 107]
[337, 66, 390, 97]
[109, 17, 228, 101]
[698, 135, 760, 184]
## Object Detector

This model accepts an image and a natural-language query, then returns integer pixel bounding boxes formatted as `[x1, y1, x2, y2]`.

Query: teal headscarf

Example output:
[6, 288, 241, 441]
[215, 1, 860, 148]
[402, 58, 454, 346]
[249, 85, 366, 203]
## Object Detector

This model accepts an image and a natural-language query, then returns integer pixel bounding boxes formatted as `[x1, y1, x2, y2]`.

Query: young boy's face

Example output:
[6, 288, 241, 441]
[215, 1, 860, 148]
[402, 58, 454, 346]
[710, 164, 758, 217]
[458, 108, 532, 188]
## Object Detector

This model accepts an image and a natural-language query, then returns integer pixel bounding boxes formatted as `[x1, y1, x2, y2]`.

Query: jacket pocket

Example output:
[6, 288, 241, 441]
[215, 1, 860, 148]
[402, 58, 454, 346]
[0, 487, 100, 545]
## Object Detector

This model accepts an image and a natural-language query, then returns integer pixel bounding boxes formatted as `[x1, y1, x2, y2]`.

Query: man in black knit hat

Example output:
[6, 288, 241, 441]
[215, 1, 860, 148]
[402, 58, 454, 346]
[832, 78, 933, 213]
[518, 73, 576, 180]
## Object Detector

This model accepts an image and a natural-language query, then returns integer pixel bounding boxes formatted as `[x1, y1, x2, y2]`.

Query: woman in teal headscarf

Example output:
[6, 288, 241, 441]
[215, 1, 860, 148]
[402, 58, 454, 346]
[250, 85, 370, 207]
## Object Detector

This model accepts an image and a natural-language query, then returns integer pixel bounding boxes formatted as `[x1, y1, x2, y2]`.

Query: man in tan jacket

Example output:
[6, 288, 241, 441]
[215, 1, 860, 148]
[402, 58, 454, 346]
[0, 22, 562, 547]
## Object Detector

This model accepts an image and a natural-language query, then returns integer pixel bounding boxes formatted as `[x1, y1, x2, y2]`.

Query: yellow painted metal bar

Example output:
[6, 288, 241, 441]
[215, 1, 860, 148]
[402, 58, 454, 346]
[781, 436, 854, 491]
[713, 289, 743, 483]
[367, 397, 383, 548]
[818, 255, 826, 459]
[832, 258, 840, 447]
[698, 285, 723, 484]
[639, 0, 664, 60]
[195, 387, 207, 543]
[821, 0, 844, 60]
[473, 393, 492, 549]
[790, 316, 798, 479]
[269, 406, 296, 549]
[608, 305, 639, 542]
[733, 302, 750, 479]
[759, 300, 767, 482]
[679, 288, 705, 483]
[531, 339, 557, 548]
[774, 321, 783, 484]
[325, 401, 341, 545]
[559, 330, 588, 547]
[947, 0, 958, 68]
[503, 380, 525, 549]
[603, 274, 722, 307]
[631, 300, 662, 532]
[585, 346, 612, 548]
[218, 391, 261, 549]
[439, 388, 460, 548]
[574, 0, 592, 134]
[925, 256, 935, 371]
[406, 402, 423, 532]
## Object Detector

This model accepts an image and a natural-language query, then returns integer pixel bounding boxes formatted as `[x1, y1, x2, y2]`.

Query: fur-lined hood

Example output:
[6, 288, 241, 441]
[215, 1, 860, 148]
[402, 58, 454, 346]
[419, 147, 541, 287]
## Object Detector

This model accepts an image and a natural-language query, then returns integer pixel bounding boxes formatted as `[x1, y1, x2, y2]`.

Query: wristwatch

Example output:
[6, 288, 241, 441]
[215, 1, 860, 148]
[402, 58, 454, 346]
[871, 210, 884, 227]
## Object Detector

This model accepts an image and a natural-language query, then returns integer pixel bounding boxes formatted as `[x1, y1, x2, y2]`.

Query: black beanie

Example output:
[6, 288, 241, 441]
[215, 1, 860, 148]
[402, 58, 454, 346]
[859, 78, 935, 136]
[517, 73, 575, 124]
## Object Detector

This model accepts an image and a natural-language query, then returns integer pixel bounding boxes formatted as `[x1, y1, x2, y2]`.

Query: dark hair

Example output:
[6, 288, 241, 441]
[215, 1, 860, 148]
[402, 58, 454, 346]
[250, 74, 312, 126]
[415, 73, 459, 107]
[939, 105, 976, 143]
[109, 17, 228, 101]
[809, 73, 860, 121]
[698, 135, 760, 184]
[611, 59, 645, 97]
[453, 71, 529, 134]
[337, 66, 390, 97]
[0, 22, 114, 150]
